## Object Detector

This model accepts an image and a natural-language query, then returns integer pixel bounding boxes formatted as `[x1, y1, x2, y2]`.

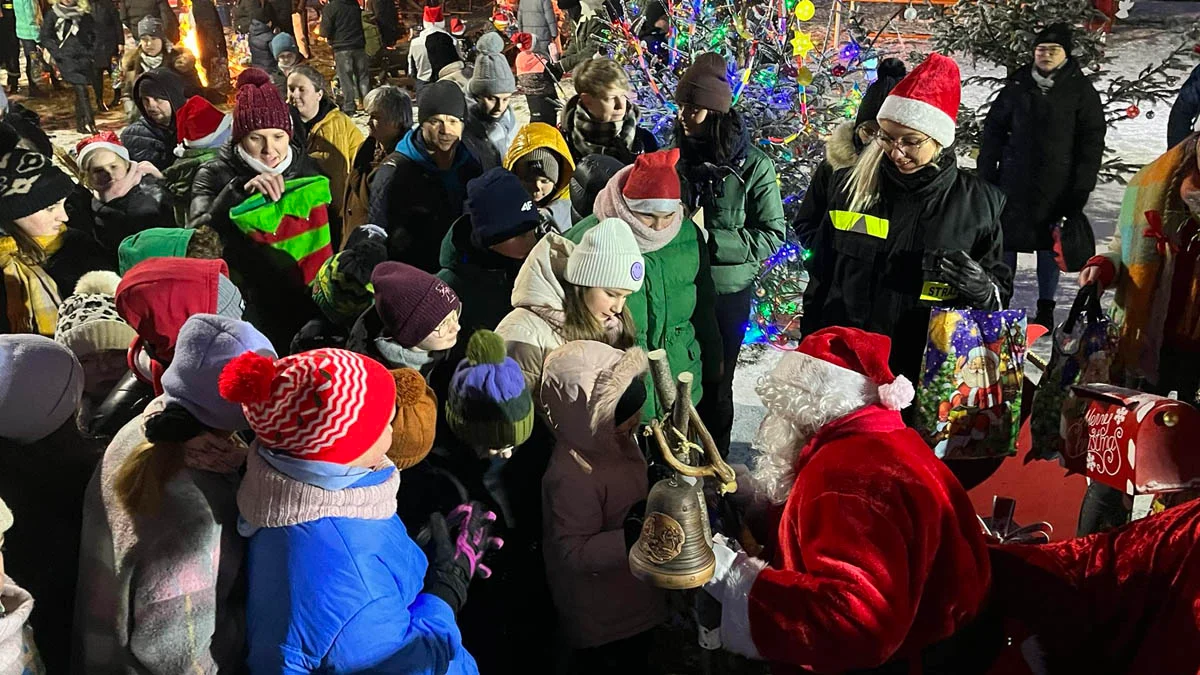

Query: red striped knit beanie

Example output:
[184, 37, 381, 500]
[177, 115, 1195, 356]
[218, 348, 397, 464]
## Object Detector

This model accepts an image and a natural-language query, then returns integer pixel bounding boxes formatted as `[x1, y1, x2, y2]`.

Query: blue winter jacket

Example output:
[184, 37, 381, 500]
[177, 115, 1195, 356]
[1168, 63, 1200, 149]
[244, 468, 479, 674]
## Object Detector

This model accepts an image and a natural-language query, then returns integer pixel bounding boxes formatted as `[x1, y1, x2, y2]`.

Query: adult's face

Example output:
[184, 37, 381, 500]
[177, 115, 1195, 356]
[421, 114, 463, 153]
[489, 230, 538, 259]
[477, 93, 513, 118]
[140, 35, 164, 57]
[13, 198, 68, 237]
[277, 51, 299, 73]
[287, 73, 323, 122]
[678, 103, 709, 138]
[141, 95, 174, 127]
[875, 119, 938, 175]
[581, 87, 629, 124]
[1034, 43, 1067, 73]
[239, 129, 291, 168]
[368, 111, 402, 147]
[84, 149, 130, 191]
[632, 209, 676, 231]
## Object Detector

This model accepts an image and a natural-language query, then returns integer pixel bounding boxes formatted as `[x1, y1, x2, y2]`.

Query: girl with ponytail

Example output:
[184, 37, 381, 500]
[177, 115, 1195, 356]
[74, 314, 276, 674]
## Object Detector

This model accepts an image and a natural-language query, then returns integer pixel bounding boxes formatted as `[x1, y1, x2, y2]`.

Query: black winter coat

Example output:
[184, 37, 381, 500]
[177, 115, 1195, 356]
[368, 0, 398, 47]
[0, 228, 111, 334]
[91, 0, 122, 63]
[91, 180, 175, 254]
[977, 60, 1105, 252]
[40, 8, 96, 85]
[119, 0, 179, 41]
[120, 117, 175, 171]
[320, 0, 366, 52]
[233, 0, 259, 33]
[189, 141, 323, 350]
[798, 155, 1012, 382]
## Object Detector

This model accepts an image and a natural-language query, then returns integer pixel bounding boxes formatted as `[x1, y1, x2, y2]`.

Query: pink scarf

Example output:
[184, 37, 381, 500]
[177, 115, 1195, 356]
[97, 161, 163, 203]
[182, 432, 249, 474]
[593, 165, 683, 253]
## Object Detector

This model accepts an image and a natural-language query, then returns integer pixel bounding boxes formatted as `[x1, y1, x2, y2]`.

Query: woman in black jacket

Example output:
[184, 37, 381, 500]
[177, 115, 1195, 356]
[798, 54, 1011, 383]
[189, 68, 323, 350]
[40, 0, 98, 133]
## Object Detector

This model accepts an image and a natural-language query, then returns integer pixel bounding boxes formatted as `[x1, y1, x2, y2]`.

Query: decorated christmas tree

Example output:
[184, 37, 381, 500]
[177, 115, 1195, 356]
[923, 0, 1199, 181]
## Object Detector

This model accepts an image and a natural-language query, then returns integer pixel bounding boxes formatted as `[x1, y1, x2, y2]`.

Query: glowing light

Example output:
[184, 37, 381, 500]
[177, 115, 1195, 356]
[178, 0, 208, 86]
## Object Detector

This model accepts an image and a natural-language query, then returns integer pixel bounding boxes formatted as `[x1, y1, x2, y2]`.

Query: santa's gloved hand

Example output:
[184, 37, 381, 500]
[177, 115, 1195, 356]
[446, 500, 504, 579]
[421, 512, 471, 613]
[937, 250, 999, 309]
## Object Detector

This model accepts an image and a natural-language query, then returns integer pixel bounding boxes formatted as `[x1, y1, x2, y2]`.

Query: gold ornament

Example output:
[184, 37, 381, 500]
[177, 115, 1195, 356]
[928, 311, 962, 352]
[796, 66, 814, 86]
[794, 0, 815, 21]
[791, 31, 814, 58]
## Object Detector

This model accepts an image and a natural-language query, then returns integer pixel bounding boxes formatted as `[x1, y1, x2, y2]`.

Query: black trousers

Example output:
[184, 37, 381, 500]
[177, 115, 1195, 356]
[697, 287, 755, 456]
[333, 48, 370, 109]
[0, 12, 18, 78]
[571, 631, 652, 675]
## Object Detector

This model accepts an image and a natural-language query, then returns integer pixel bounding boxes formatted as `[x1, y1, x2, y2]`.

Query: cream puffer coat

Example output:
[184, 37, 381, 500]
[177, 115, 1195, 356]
[493, 234, 575, 395]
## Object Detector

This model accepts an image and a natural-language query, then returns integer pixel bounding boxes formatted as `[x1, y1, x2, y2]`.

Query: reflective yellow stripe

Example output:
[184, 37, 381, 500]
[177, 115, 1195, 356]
[830, 210, 890, 239]
[920, 280, 959, 303]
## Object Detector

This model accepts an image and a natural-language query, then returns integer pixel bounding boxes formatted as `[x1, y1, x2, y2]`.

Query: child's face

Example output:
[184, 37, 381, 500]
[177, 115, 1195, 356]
[523, 175, 556, 203]
[79, 350, 130, 396]
[583, 287, 631, 324]
[85, 149, 131, 191]
[416, 308, 461, 352]
[350, 408, 397, 470]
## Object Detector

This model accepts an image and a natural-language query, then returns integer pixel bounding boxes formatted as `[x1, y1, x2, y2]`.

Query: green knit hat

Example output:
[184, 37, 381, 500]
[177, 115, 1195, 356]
[118, 228, 196, 274]
[445, 330, 534, 451]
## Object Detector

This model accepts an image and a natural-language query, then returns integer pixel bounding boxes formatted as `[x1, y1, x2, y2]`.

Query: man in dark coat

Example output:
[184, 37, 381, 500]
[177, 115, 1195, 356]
[119, 0, 178, 42]
[90, 0, 123, 108]
[320, 0, 370, 112]
[369, 81, 482, 273]
[977, 23, 1105, 328]
[368, 0, 399, 48]
[120, 68, 186, 171]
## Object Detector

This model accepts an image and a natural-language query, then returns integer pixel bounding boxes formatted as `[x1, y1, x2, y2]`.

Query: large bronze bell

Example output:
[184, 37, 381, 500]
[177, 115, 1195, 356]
[629, 353, 737, 590]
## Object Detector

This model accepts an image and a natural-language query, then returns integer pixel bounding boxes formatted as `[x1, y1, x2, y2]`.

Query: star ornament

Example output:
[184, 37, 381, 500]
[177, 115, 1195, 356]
[791, 31, 814, 58]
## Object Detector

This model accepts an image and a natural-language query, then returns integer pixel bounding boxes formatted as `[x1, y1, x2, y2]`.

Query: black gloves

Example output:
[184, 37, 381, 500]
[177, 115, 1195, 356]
[421, 512, 472, 614]
[937, 249, 999, 309]
[623, 499, 647, 553]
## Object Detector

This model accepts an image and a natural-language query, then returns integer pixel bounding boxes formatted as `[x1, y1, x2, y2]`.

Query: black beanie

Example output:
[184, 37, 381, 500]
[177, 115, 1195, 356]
[133, 68, 187, 115]
[675, 52, 732, 114]
[418, 80, 467, 123]
[1034, 23, 1073, 56]
[426, 32, 462, 81]
[466, 167, 541, 249]
[855, 58, 907, 131]
[614, 376, 647, 427]
[0, 147, 76, 224]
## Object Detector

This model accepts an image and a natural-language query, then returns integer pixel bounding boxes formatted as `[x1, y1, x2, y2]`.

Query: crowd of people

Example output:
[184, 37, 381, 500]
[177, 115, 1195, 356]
[0, 0, 1197, 673]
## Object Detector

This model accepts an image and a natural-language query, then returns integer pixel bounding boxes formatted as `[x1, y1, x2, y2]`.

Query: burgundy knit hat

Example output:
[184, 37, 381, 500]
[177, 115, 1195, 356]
[233, 68, 293, 142]
[371, 262, 461, 349]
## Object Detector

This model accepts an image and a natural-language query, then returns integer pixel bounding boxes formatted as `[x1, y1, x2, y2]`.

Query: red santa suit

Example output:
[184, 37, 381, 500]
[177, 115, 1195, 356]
[705, 327, 993, 673]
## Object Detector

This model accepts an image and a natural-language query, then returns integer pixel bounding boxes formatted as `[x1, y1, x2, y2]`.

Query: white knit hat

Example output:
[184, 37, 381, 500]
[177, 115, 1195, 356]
[55, 271, 138, 359]
[565, 218, 645, 292]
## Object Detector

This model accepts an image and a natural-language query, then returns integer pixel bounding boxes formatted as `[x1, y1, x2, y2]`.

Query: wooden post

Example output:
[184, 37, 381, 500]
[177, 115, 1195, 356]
[647, 349, 677, 413]
[673, 372, 693, 443]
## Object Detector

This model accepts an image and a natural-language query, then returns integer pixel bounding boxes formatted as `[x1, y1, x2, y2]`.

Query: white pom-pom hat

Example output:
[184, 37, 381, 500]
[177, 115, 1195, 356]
[790, 326, 914, 412]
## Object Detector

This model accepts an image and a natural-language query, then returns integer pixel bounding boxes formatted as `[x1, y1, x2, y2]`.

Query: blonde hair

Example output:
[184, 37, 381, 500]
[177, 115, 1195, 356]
[573, 58, 630, 97]
[560, 282, 636, 348]
[113, 439, 185, 514]
[842, 138, 942, 213]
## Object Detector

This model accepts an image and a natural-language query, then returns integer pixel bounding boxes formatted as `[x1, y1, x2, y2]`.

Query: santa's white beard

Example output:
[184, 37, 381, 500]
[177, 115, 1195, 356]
[749, 354, 881, 505]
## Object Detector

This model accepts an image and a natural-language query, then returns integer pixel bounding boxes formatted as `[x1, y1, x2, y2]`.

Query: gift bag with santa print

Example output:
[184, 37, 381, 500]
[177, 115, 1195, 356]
[914, 308, 1028, 459]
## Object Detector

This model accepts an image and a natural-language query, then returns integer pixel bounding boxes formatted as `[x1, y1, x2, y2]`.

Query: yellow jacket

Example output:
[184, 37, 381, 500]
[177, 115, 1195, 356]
[307, 108, 365, 236]
[504, 122, 575, 203]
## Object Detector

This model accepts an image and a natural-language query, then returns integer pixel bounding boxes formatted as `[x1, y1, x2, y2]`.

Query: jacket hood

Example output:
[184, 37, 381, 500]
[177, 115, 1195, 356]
[397, 126, 472, 173]
[504, 122, 576, 202]
[510, 233, 573, 312]
[540, 341, 647, 454]
[132, 68, 187, 125]
[825, 120, 859, 171]
[115, 258, 228, 362]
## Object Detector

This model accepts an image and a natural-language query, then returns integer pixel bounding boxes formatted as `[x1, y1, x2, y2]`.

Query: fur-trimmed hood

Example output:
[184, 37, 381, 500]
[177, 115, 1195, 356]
[824, 120, 859, 171]
[540, 340, 647, 455]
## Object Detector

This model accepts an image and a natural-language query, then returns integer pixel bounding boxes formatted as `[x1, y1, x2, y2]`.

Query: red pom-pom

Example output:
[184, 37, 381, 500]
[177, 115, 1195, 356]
[236, 67, 272, 89]
[218, 351, 278, 404]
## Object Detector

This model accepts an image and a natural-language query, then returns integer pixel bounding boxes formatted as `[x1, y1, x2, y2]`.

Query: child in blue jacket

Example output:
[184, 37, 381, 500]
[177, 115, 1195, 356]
[220, 346, 496, 673]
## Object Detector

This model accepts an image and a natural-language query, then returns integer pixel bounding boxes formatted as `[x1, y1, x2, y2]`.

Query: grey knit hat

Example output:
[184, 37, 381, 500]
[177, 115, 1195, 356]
[0, 335, 84, 444]
[469, 32, 516, 97]
[513, 148, 560, 186]
[565, 218, 645, 292]
[138, 16, 165, 40]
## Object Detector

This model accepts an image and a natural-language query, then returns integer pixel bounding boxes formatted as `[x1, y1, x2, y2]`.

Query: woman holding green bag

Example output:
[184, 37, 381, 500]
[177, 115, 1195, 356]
[189, 67, 328, 350]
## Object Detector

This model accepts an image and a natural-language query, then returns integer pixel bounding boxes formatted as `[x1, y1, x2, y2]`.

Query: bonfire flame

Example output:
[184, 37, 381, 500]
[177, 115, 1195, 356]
[178, 0, 209, 86]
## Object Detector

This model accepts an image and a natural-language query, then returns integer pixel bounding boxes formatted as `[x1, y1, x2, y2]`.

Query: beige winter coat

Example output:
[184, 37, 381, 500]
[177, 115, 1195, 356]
[539, 341, 666, 648]
[494, 233, 575, 394]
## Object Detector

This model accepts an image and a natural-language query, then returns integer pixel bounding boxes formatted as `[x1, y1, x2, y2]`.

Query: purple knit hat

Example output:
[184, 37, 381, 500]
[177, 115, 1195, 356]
[372, 262, 461, 349]
[233, 68, 293, 142]
[445, 329, 533, 449]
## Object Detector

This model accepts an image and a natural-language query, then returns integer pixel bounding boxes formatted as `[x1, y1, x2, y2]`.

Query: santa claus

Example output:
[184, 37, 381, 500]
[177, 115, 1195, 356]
[705, 326, 999, 673]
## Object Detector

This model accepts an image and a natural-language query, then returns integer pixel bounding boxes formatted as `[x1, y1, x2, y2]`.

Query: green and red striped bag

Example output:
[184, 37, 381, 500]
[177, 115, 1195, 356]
[229, 176, 334, 286]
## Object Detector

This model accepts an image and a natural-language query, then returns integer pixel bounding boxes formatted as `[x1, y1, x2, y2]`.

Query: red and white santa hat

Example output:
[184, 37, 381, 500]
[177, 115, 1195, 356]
[449, 17, 465, 36]
[219, 348, 398, 465]
[75, 131, 129, 169]
[790, 326, 914, 411]
[876, 52, 960, 149]
[622, 148, 682, 214]
[423, 2, 444, 25]
[175, 95, 233, 154]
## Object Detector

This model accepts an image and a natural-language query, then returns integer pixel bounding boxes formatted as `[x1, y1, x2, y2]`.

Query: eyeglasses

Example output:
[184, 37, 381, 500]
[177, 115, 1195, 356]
[432, 310, 460, 337]
[871, 131, 934, 156]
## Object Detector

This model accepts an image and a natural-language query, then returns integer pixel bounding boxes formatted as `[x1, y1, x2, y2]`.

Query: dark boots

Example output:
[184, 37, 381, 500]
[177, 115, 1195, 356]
[1033, 299, 1056, 330]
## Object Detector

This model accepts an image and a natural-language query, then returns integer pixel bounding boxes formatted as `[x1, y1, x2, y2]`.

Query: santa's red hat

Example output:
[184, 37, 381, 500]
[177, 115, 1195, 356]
[219, 348, 397, 465]
[793, 327, 914, 411]
[623, 148, 682, 214]
[449, 17, 465, 35]
[876, 53, 960, 148]
[512, 31, 534, 52]
[76, 131, 129, 169]
[175, 95, 233, 152]
[423, 2, 444, 24]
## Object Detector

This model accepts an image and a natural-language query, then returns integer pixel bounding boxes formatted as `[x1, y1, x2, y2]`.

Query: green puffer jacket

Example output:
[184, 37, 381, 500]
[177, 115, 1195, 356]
[565, 215, 722, 422]
[680, 145, 788, 295]
[162, 146, 221, 226]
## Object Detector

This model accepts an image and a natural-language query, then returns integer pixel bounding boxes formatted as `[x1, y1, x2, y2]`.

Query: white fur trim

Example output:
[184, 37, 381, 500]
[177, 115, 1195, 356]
[877, 95, 955, 148]
[766, 351, 880, 408]
[77, 141, 128, 168]
[877, 374, 914, 411]
[625, 197, 679, 214]
[184, 113, 232, 150]
[704, 543, 766, 660]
